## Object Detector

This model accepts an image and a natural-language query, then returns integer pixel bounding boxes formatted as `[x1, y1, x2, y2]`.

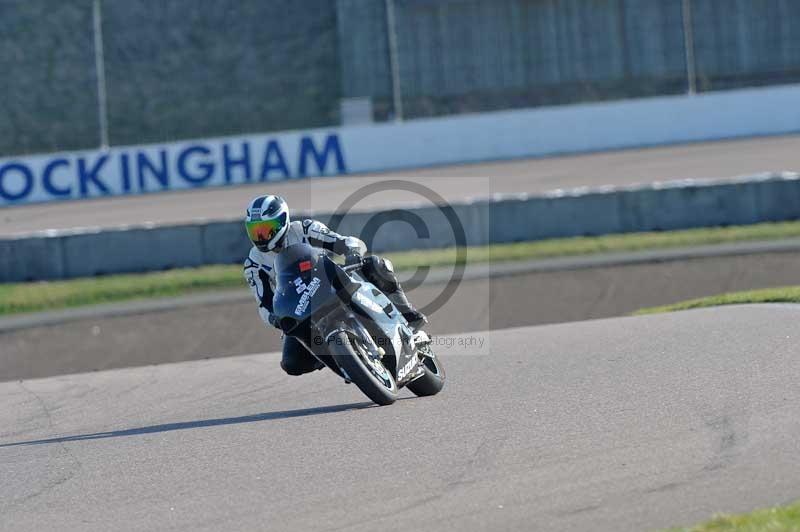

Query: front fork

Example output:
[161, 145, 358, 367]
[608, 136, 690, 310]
[317, 314, 384, 379]
[318, 312, 432, 384]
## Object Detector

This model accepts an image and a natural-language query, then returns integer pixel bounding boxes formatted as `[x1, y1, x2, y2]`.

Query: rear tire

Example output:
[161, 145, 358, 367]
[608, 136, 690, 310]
[330, 331, 398, 406]
[407, 347, 445, 397]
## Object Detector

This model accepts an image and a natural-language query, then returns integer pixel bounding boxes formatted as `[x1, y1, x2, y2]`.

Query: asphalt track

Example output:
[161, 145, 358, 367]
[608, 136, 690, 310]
[1, 305, 799, 532]
[3, 135, 800, 235]
[4, 247, 800, 382]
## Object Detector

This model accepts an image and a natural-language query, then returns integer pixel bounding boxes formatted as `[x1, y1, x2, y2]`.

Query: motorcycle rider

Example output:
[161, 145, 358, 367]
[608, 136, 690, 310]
[243, 194, 427, 376]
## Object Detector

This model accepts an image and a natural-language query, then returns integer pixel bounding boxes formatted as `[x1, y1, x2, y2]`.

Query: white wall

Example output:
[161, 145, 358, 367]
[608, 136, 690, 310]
[2, 83, 800, 207]
[340, 83, 800, 170]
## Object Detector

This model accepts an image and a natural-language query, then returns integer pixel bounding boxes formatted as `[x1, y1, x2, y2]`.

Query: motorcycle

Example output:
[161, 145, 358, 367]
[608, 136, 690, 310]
[271, 243, 445, 406]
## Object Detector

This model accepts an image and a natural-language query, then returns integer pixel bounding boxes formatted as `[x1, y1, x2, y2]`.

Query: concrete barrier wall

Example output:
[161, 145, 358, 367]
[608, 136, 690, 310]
[4, 83, 800, 207]
[2, 172, 799, 282]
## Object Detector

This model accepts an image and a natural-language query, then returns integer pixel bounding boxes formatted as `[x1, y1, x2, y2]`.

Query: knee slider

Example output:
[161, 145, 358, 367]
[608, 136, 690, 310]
[280, 359, 308, 376]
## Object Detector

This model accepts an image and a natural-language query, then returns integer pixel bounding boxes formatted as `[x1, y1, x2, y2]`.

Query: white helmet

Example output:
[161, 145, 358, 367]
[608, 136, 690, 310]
[245, 195, 290, 252]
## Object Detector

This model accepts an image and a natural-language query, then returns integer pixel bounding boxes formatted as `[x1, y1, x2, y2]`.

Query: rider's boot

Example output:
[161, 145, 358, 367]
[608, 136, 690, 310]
[387, 287, 428, 331]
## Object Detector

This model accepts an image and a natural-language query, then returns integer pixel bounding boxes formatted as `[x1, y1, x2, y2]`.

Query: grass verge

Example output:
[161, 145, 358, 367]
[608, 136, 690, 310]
[634, 286, 800, 315]
[3, 220, 800, 317]
[389, 220, 800, 270]
[665, 500, 800, 531]
[0, 265, 245, 316]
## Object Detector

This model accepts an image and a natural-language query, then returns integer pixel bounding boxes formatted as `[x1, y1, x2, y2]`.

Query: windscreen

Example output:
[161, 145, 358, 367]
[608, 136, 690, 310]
[274, 243, 322, 292]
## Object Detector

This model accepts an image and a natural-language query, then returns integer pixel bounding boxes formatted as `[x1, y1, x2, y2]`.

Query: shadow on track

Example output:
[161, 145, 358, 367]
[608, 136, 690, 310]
[0, 401, 373, 448]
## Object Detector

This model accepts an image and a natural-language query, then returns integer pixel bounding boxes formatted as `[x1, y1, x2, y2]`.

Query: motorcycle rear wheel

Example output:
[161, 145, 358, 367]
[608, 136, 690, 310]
[406, 346, 446, 397]
[330, 331, 398, 406]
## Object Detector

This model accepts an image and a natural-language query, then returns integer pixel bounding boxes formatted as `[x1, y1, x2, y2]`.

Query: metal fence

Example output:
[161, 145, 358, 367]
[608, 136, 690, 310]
[0, 0, 340, 155]
[2, 0, 800, 157]
[343, 0, 800, 120]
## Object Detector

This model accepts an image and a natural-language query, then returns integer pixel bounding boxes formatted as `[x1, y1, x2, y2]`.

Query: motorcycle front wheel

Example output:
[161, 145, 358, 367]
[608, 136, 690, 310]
[330, 331, 398, 406]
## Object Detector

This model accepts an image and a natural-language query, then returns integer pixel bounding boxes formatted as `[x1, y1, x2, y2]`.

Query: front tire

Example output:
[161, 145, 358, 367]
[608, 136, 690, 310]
[330, 331, 398, 406]
[406, 346, 445, 397]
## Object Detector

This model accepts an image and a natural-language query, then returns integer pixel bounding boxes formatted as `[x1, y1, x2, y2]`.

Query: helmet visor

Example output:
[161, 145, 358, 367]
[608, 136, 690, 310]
[246, 215, 285, 247]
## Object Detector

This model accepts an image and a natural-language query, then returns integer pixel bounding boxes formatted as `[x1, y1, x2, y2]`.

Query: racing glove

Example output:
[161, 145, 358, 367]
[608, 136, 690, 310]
[345, 251, 363, 267]
[267, 313, 282, 330]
